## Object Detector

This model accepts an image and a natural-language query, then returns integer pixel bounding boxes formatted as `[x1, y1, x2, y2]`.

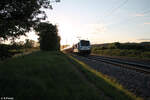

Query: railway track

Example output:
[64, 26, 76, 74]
[74, 54, 150, 74]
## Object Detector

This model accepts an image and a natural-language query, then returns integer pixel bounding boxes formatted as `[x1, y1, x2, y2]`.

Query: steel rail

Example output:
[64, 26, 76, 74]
[86, 55, 150, 74]
[70, 53, 150, 74]
[90, 55, 150, 69]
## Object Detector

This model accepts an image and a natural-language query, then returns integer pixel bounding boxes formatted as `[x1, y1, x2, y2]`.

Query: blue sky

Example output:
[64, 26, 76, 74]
[43, 0, 150, 45]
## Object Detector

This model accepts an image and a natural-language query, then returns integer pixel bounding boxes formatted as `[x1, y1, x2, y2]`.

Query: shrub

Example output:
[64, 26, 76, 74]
[0, 44, 12, 60]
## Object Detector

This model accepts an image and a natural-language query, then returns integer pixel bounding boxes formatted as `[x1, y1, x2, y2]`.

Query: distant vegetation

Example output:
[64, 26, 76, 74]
[0, 22, 61, 60]
[61, 45, 70, 50]
[92, 42, 150, 59]
[0, 39, 37, 60]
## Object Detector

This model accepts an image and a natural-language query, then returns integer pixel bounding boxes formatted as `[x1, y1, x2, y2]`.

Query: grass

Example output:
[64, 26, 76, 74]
[92, 49, 150, 60]
[0, 51, 105, 100]
[12, 47, 40, 57]
[0, 51, 142, 100]
[0, 46, 40, 61]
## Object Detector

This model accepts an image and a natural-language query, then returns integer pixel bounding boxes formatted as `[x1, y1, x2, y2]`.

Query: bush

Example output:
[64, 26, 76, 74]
[0, 44, 12, 60]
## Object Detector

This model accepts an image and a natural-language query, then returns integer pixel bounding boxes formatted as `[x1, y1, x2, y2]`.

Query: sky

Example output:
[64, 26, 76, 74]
[26, 0, 150, 46]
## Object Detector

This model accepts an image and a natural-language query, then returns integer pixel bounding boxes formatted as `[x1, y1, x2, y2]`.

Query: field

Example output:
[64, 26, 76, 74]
[0, 51, 141, 100]
[0, 43, 39, 60]
[92, 42, 150, 60]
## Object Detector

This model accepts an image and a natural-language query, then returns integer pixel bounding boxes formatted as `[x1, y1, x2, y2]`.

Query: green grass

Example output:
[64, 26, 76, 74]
[92, 49, 150, 59]
[0, 51, 105, 100]
[0, 51, 142, 100]
[68, 55, 143, 100]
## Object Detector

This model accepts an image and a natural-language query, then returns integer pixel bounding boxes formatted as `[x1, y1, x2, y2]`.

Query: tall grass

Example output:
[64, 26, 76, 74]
[0, 51, 105, 100]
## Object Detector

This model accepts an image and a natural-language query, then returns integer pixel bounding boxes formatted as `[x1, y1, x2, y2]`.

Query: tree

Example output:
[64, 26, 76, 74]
[24, 39, 35, 48]
[35, 22, 60, 51]
[109, 42, 121, 49]
[0, 0, 53, 41]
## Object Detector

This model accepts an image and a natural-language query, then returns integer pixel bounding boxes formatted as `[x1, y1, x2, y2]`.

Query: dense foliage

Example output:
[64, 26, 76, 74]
[0, 44, 12, 60]
[35, 22, 60, 51]
[0, 0, 52, 40]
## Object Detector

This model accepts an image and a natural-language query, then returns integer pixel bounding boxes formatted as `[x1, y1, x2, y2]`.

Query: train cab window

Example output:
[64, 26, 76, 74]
[80, 40, 90, 46]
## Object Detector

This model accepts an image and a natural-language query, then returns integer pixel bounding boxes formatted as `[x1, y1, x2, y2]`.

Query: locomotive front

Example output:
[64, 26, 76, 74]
[78, 40, 91, 55]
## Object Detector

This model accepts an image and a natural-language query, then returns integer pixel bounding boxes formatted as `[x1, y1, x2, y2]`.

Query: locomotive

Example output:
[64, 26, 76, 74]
[73, 40, 91, 55]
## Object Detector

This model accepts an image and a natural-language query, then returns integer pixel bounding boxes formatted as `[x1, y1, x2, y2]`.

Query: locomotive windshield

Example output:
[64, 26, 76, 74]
[80, 40, 90, 46]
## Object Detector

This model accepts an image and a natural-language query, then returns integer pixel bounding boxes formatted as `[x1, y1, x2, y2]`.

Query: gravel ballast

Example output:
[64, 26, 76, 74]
[73, 55, 150, 100]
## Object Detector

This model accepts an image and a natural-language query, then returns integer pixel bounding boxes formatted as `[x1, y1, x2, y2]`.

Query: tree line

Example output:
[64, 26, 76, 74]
[93, 42, 150, 51]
